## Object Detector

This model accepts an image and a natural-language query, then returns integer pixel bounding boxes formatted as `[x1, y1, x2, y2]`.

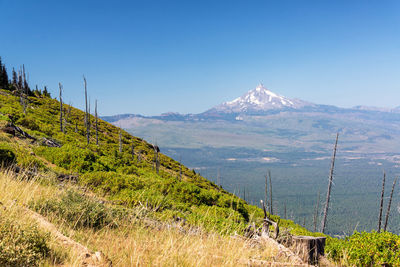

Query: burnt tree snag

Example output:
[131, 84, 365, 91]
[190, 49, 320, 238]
[378, 172, 386, 233]
[95, 100, 99, 145]
[83, 76, 90, 144]
[320, 132, 339, 233]
[384, 177, 397, 232]
[59, 83, 63, 133]
[269, 170, 273, 215]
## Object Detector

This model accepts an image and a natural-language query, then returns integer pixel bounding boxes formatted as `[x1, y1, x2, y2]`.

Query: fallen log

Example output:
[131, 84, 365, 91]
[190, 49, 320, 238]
[39, 137, 61, 147]
[57, 173, 78, 182]
[2, 122, 37, 141]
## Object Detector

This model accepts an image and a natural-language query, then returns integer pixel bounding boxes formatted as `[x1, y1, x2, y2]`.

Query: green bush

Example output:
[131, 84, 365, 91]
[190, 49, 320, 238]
[0, 216, 49, 266]
[0, 143, 16, 167]
[17, 116, 40, 131]
[326, 231, 400, 266]
[30, 190, 123, 229]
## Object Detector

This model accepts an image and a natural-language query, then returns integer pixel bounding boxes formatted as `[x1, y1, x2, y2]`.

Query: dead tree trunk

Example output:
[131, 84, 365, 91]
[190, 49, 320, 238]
[64, 103, 72, 134]
[17, 68, 27, 114]
[284, 201, 287, 219]
[59, 83, 63, 133]
[131, 140, 135, 160]
[83, 76, 90, 144]
[320, 132, 339, 234]
[119, 129, 122, 153]
[377, 172, 386, 233]
[384, 177, 397, 232]
[269, 170, 273, 215]
[313, 191, 320, 232]
[265, 172, 269, 213]
[217, 168, 221, 187]
[152, 144, 160, 174]
[179, 156, 182, 181]
[95, 100, 99, 145]
[260, 200, 279, 239]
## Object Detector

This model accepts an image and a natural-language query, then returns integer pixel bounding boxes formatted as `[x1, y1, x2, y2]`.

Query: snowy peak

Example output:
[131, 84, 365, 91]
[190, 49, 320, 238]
[210, 84, 313, 113]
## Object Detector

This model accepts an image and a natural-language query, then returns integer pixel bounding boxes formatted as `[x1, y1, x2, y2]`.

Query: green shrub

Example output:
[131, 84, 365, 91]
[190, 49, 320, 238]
[17, 116, 40, 131]
[30, 190, 123, 229]
[0, 216, 49, 266]
[326, 231, 400, 266]
[0, 143, 16, 167]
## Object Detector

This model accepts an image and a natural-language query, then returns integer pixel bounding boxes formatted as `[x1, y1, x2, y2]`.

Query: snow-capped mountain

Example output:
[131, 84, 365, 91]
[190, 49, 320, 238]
[207, 84, 314, 113]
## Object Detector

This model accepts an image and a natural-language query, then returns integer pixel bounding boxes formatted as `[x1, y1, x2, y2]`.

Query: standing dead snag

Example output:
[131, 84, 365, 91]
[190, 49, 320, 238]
[59, 83, 63, 133]
[131, 140, 135, 160]
[269, 170, 273, 215]
[217, 168, 221, 187]
[378, 172, 386, 233]
[152, 144, 160, 174]
[320, 132, 339, 234]
[64, 103, 72, 134]
[265, 172, 269, 213]
[384, 177, 397, 231]
[284, 201, 287, 219]
[260, 200, 279, 239]
[313, 191, 320, 232]
[83, 76, 90, 144]
[119, 128, 122, 153]
[95, 100, 99, 145]
[179, 156, 182, 181]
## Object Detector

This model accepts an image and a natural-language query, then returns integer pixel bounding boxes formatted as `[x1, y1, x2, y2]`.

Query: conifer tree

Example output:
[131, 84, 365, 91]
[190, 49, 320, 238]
[12, 68, 17, 87]
[0, 57, 9, 89]
[43, 86, 50, 97]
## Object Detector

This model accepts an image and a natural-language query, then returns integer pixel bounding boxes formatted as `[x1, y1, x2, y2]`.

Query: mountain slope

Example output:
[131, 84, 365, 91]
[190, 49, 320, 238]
[0, 88, 326, 265]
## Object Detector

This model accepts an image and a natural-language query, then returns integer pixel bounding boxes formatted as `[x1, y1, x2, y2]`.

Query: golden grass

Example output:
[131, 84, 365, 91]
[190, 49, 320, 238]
[0, 169, 292, 266]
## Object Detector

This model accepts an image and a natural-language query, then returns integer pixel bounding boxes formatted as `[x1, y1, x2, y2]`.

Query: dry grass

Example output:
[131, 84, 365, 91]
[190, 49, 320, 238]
[0, 169, 295, 266]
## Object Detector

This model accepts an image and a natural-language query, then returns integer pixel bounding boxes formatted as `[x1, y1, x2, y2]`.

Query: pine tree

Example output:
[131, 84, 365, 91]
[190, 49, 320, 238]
[0, 57, 9, 89]
[43, 86, 50, 97]
[12, 68, 17, 86]
[0, 57, 4, 88]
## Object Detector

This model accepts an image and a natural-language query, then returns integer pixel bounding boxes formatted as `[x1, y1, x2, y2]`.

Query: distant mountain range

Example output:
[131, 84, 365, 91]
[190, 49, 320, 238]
[103, 83, 400, 122]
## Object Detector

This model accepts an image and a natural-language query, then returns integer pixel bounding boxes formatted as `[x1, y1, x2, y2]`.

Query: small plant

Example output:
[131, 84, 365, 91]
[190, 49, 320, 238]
[0, 215, 49, 266]
[0, 143, 16, 167]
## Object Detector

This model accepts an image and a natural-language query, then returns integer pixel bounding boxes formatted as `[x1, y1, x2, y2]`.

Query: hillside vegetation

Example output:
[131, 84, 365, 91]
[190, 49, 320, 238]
[0, 87, 319, 265]
[0, 76, 400, 266]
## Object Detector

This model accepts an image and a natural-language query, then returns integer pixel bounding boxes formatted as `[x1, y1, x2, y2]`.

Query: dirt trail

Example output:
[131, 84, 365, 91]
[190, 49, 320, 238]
[24, 207, 112, 267]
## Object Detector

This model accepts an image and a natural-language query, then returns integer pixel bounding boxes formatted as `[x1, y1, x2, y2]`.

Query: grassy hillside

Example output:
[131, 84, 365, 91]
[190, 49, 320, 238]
[0, 89, 321, 265]
[2, 88, 399, 266]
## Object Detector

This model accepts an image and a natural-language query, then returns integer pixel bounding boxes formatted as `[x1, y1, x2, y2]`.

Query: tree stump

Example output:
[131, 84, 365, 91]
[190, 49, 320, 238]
[291, 236, 326, 265]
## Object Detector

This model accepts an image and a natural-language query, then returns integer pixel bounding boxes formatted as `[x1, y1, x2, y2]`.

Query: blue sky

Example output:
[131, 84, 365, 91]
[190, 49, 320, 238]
[1, 0, 399, 115]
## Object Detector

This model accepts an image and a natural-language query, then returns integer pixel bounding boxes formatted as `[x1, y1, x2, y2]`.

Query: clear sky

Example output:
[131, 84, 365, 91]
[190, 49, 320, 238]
[1, 0, 399, 115]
